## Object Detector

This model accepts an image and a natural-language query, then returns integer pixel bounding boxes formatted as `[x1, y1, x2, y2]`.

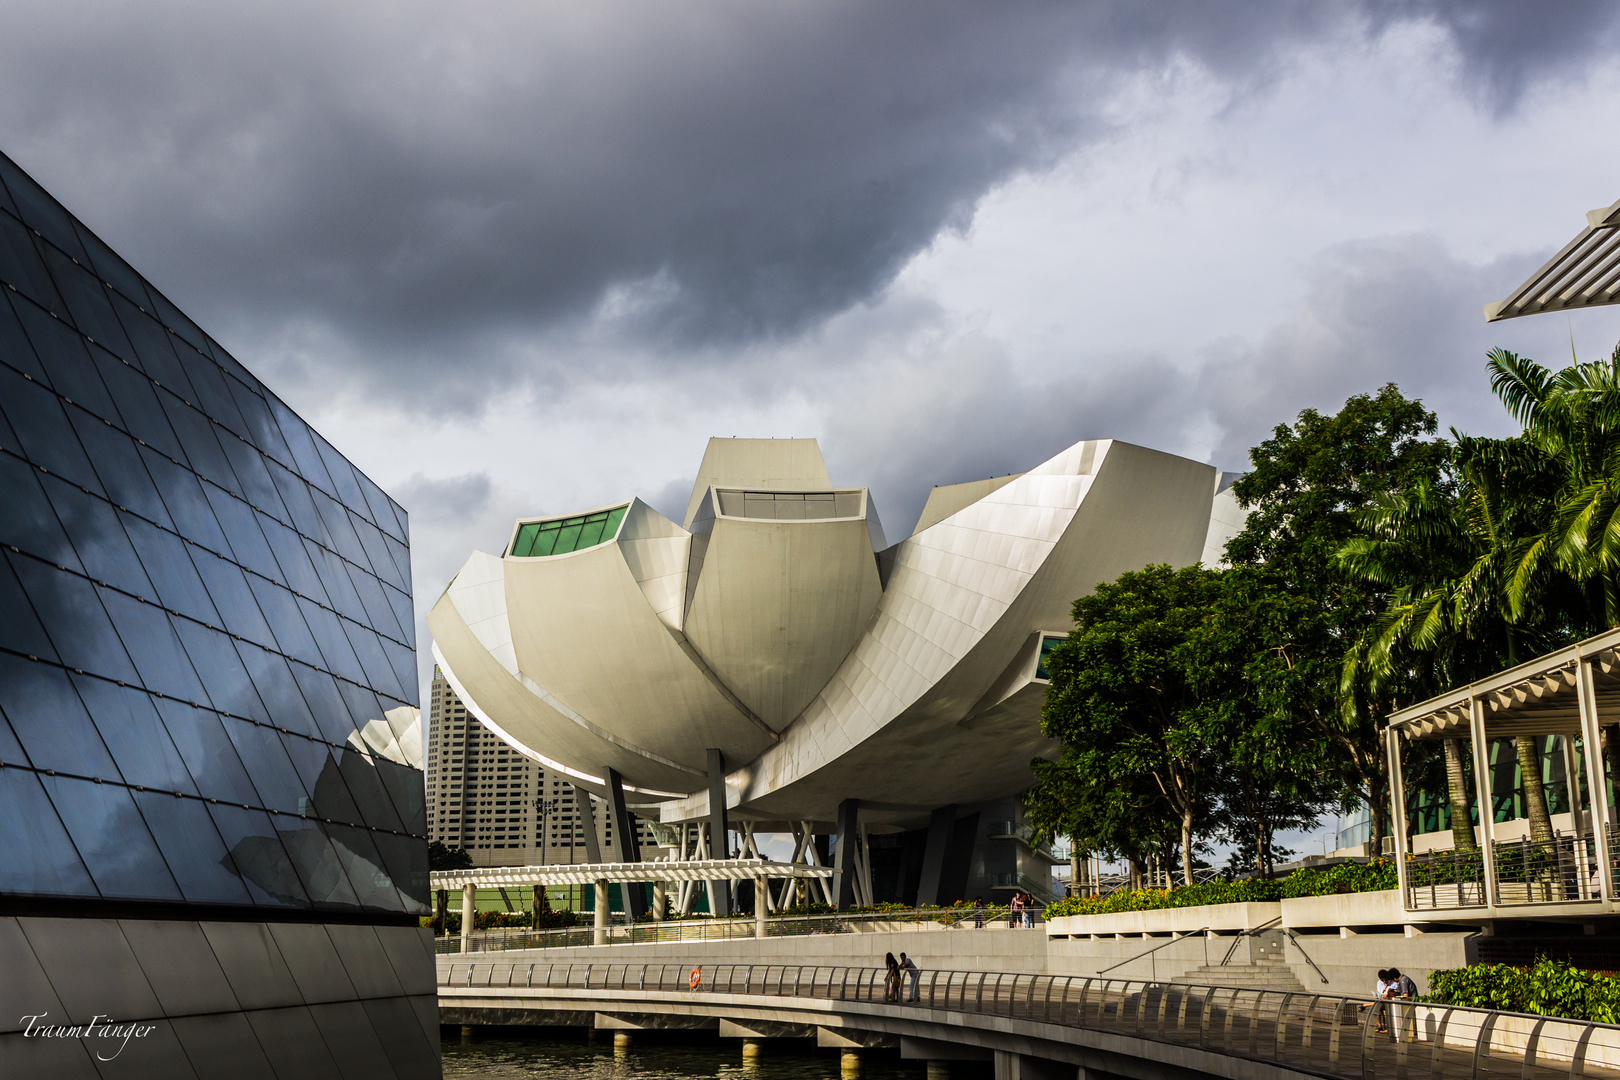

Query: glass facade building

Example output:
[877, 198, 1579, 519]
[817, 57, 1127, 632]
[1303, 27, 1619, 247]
[0, 150, 438, 1076]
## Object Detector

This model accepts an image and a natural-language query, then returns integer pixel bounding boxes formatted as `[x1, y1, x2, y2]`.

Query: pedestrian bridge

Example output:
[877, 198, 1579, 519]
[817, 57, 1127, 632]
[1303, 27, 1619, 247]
[438, 959, 1620, 1080]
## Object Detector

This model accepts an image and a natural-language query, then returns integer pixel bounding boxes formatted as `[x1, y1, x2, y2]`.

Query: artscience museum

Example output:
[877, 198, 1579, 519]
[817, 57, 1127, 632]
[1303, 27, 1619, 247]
[429, 436, 1244, 909]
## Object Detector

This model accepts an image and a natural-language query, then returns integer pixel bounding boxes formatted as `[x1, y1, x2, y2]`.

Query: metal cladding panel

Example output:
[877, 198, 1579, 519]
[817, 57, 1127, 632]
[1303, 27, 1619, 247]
[670, 440, 1220, 827]
[684, 511, 882, 729]
[501, 539, 774, 771]
[682, 436, 832, 527]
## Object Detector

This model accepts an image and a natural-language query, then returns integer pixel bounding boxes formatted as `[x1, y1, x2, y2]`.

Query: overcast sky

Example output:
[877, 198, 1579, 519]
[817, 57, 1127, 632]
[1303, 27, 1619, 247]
[3, 4, 1620, 821]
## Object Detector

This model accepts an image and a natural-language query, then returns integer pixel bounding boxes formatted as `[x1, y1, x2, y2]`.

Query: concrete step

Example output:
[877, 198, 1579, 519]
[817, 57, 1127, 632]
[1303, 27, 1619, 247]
[1170, 963, 1309, 994]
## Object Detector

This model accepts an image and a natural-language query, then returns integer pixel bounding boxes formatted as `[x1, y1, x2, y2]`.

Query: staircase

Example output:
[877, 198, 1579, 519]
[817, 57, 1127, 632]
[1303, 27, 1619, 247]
[1169, 928, 1310, 994]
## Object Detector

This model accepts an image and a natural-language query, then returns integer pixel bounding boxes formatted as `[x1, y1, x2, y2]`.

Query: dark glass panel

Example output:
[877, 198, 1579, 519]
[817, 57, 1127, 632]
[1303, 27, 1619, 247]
[0, 711, 25, 762]
[348, 562, 404, 642]
[144, 287, 210, 355]
[0, 555, 58, 662]
[190, 548, 277, 648]
[92, 348, 187, 461]
[0, 211, 68, 312]
[9, 552, 138, 682]
[220, 715, 309, 813]
[132, 790, 253, 905]
[299, 598, 364, 684]
[312, 488, 366, 564]
[290, 662, 361, 746]
[382, 583, 415, 650]
[0, 767, 97, 896]
[215, 430, 287, 520]
[67, 413, 174, 528]
[226, 375, 295, 467]
[268, 395, 336, 495]
[108, 290, 188, 389]
[374, 757, 427, 836]
[0, 156, 88, 261]
[73, 223, 152, 312]
[235, 640, 320, 739]
[265, 460, 328, 544]
[173, 619, 270, 723]
[120, 515, 221, 625]
[326, 823, 407, 911]
[37, 474, 155, 599]
[40, 245, 135, 361]
[175, 349, 247, 438]
[247, 577, 324, 668]
[155, 698, 260, 805]
[355, 470, 403, 543]
[388, 499, 409, 546]
[72, 675, 197, 794]
[205, 485, 281, 579]
[309, 541, 366, 625]
[0, 172, 14, 215]
[161, 395, 241, 495]
[279, 733, 363, 823]
[10, 293, 121, 421]
[38, 773, 182, 899]
[344, 621, 404, 701]
[142, 448, 232, 554]
[334, 745, 405, 833]
[276, 816, 361, 909]
[259, 514, 329, 603]
[0, 452, 84, 573]
[204, 335, 254, 385]
[381, 638, 418, 702]
[0, 652, 120, 778]
[369, 829, 429, 911]
[0, 365, 105, 495]
[313, 433, 366, 512]
[355, 514, 406, 589]
[0, 285, 50, 384]
[205, 802, 310, 907]
[97, 589, 210, 704]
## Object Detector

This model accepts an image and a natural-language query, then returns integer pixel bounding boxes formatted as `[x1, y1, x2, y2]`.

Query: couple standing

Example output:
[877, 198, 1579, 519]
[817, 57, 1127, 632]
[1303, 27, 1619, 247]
[884, 952, 920, 1003]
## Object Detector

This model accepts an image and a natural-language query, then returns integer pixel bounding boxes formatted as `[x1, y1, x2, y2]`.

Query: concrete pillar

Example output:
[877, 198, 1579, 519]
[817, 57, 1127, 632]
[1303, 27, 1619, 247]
[652, 879, 666, 921]
[840, 1050, 861, 1077]
[755, 876, 768, 938]
[707, 749, 730, 916]
[434, 888, 448, 935]
[603, 766, 647, 920]
[833, 799, 860, 910]
[917, 805, 957, 906]
[594, 878, 610, 945]
[460, 1025, 473, 1040]
[926, 1064, 950, 1080]
[614, 1032, 632, 1051]
[742, 1039, 764, 1059]
[574, 783, 604, 864]
[460, 883, 475, 953]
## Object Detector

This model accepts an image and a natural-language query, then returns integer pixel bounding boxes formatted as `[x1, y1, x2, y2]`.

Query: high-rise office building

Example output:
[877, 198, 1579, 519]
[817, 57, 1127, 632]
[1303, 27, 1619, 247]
[426, 670, 661, 872]
[0, 151, 438, 1077]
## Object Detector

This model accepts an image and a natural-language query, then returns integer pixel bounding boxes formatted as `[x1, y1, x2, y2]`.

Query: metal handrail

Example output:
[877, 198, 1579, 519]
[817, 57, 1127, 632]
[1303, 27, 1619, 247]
[1280, 929, 1329, 986]
[437, 959, 1620, 1080]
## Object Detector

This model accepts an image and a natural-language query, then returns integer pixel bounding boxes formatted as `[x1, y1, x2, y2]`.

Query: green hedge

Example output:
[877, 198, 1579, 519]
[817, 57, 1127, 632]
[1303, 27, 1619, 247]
[1042, 860, 1397, 920]
[1425, 957, 1620, 1024]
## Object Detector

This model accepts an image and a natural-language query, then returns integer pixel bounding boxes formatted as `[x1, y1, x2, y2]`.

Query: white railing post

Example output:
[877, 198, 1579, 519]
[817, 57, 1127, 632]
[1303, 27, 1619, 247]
[1469, 696, 1500, 909]
[1387, 726, 1411, 906]
[1577, 658, 1614, 906]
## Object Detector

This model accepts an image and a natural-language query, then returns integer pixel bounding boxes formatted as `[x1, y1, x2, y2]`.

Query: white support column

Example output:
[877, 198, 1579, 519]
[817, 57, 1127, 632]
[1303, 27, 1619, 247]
[1468, 696, 1500, 909]
[1387, 726, 1411, 907]
[460, 882, 475, 954]
[855, 824, 874, 907]
[653, 879, 667, 921]
[1563, 735, 1591, 900]
[756, 875, 768, 938]
[594, 878, 610, 945]
[1577, 658, 1614, 907]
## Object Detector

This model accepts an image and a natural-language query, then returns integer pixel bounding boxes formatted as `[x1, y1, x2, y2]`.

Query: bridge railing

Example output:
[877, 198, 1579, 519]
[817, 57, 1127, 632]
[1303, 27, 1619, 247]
[438, 959, 1620, 1080]
[433, 908, 1043, 954]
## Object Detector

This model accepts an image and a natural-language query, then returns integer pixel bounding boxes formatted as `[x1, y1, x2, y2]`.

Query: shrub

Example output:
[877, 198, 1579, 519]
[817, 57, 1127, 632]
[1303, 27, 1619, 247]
[1042, 860, 1397, 919]
[1425, 957, 1620, 1024]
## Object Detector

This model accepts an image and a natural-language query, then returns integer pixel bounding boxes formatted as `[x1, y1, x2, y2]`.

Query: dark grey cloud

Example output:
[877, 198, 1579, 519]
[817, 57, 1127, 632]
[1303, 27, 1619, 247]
[0, 0, 1613, 415]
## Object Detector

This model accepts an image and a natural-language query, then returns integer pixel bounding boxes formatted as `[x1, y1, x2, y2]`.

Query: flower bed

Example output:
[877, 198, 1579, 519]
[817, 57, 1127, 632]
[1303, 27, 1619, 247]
[1042, 860, 1397, 919]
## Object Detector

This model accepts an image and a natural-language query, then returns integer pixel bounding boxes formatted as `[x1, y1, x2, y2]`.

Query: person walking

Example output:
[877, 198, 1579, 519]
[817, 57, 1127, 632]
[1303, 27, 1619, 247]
[899, 952, 920, 1003]
[883, 952, 901, 1002]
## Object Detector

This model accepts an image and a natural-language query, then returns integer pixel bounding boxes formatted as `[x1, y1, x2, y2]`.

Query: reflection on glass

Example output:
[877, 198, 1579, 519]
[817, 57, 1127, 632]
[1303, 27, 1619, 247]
[156, 698, 261, 805]
[0, 767, 96, 896]
[133, 790, 253, 905]
[275, 816, 361, 909]
[73, 675, 197, 794]
[207, 802, 308, 907]
[38, 773, 182, 900]
[9, 555, 139, 683]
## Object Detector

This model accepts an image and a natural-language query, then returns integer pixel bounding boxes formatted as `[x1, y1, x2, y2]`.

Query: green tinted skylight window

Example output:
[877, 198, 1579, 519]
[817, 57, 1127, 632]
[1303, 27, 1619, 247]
[510, 505, 628, 557]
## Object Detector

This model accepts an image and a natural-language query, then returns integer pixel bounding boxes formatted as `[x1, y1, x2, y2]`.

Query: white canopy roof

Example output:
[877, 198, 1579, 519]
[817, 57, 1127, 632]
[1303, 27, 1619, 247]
[1486, 196, 1620, 321]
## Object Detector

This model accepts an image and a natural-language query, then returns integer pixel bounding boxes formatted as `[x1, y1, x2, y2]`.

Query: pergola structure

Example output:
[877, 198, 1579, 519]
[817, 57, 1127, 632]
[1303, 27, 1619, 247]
[1386, 626, 1620, 916]
[1484, 195, 1620, 321]
[430, 858, 835, 949]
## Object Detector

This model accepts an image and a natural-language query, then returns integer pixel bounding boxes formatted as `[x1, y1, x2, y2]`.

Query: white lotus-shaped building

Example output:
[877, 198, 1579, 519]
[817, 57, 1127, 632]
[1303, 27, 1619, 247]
[428, 436, 1240, 905]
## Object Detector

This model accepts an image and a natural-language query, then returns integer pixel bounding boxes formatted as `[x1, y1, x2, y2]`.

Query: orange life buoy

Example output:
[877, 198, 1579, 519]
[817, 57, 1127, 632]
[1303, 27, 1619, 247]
[689, 966, 702, 989]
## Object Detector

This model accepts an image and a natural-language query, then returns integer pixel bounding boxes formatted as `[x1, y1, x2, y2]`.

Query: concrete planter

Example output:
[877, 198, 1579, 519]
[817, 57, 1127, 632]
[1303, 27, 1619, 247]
[1280, 889, 1405, 929]
[1046, 902, 1281, 939]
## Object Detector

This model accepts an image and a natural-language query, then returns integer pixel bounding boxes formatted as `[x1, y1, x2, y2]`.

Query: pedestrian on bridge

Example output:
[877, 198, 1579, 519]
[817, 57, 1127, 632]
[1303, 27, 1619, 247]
[884, 952, 901, 1002]
[899, 952, 920, 1003]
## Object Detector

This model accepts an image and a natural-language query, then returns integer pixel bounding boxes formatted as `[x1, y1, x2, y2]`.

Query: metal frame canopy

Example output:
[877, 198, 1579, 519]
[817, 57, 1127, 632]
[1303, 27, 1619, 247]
[1485, 196, 1620, 322]
[430, 857, 832, 890]
[1385, 625, 1620, 916]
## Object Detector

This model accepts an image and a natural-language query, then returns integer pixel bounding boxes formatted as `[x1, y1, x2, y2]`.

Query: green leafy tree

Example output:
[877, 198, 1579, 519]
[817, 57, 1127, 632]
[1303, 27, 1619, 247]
[428, 840, 473, 871]
[1224, 385, 1452, 847]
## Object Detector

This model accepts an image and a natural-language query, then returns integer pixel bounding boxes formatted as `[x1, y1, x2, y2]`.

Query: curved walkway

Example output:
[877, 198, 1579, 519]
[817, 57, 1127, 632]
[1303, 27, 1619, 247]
[439, 960, 1620, 1080]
